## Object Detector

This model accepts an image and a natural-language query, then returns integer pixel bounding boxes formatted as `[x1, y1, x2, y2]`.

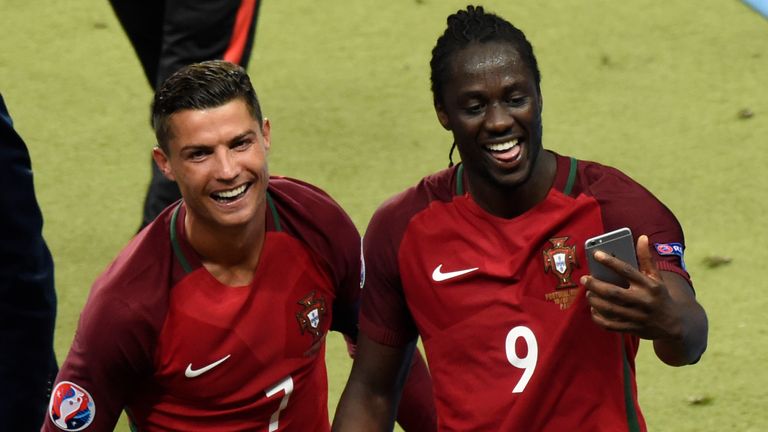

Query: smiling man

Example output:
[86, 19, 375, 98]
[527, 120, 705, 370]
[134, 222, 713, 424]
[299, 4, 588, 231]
[43, 61, 435, 432]
[333, 5, 707, 432]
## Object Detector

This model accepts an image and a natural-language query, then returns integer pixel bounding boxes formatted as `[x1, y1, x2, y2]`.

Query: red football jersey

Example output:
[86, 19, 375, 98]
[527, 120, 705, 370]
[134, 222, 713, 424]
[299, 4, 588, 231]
[44, 177, 361, 432]
[360, 153, 690, 431]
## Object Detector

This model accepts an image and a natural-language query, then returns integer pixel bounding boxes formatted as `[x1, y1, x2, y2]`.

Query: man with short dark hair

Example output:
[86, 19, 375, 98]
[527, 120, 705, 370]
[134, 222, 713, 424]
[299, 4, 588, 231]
[43, 61, 435, 431]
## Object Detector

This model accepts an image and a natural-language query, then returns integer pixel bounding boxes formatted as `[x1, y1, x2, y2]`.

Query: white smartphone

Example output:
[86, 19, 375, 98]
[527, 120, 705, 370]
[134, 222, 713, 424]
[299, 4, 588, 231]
[584, 227, 638, 288]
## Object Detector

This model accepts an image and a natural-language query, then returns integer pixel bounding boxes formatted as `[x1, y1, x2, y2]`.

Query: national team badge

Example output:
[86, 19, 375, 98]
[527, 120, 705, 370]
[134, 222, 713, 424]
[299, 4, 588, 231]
[296, 291, 327, 342]
[543, 237, 578, 289]
[49, 381, 95, 431]
[543, 236, 579, 310]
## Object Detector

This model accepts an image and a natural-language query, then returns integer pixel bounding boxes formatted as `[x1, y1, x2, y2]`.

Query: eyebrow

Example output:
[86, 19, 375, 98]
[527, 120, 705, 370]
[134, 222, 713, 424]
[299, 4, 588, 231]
[179, 129, 257, 154]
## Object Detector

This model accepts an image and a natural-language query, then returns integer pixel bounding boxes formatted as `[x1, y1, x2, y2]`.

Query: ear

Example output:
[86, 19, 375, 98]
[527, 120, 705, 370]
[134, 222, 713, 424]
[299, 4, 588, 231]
[260, 118, 272, 151]
[152, 147, 175, 181]
[537, 90, 544, 113]
[434, 102, 451, 131]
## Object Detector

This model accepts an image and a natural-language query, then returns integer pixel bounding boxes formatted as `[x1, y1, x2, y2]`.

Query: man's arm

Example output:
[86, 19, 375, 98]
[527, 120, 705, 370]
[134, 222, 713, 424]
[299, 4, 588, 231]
[332, 334, 413, 431]
[582, 235, 708, 366]
[42, 294, 149, 431]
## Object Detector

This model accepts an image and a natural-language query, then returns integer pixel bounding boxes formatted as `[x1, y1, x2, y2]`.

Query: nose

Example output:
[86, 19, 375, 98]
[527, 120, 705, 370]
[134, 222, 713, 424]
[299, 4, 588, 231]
[484, 102, 514, 134]
[215, 149, 239, 181]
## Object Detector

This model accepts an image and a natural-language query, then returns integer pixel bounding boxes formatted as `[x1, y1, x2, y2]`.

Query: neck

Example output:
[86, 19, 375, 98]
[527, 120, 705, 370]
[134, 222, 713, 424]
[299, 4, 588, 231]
[184, 205, 267, 286]
[468, 150, 557, 219]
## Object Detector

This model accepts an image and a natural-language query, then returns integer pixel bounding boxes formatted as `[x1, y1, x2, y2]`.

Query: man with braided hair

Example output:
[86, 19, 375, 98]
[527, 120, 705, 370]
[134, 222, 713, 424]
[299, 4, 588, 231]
[333, 5, 707, 431]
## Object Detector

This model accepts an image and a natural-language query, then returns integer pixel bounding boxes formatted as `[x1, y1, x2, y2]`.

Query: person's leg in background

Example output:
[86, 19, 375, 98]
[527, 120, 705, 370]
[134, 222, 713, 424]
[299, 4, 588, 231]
[108, 0, 262, 229]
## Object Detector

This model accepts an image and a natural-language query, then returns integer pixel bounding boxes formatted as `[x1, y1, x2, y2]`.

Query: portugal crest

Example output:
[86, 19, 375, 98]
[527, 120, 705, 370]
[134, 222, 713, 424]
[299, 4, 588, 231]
[296, 291, 327, 342]
[543, 236, 578, 289]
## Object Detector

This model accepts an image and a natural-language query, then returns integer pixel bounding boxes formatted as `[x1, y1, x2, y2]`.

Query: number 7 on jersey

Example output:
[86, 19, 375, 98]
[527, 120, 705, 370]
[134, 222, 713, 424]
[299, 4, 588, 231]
[265, 376, 293, 432]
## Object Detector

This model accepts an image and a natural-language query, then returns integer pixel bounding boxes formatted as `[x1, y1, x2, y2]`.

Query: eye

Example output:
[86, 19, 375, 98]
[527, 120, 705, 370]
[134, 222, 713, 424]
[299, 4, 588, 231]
[189, 150, 208, 160]
[184, 148, 211, 161]
[507, 95, 528, 107]
[463, 102, 485, 115]
[232, 138, 254, 151]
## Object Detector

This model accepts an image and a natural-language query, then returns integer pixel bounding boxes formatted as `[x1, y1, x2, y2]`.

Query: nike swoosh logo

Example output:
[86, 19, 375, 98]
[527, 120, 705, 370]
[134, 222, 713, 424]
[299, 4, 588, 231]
[432, 264, 479, 282]
[185, 354, 231, 378]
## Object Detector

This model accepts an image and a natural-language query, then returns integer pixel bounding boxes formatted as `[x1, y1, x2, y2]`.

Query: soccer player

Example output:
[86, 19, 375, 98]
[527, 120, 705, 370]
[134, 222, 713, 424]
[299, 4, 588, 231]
[107, 0, 264, 229]
[332, 5, 708, 431]
[43, 61, 435, 431]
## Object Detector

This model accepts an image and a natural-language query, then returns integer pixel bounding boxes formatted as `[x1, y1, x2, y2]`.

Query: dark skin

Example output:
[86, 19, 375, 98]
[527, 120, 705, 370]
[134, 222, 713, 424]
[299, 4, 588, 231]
[333, 40, 707, 430]
[584, 234, 707, 366]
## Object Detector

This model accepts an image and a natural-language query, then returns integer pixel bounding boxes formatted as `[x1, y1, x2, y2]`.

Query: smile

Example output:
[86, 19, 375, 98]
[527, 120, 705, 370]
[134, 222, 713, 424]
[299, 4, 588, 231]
[211, 183, 250, 202]
[484, 138, 523, 163]
[485, 138, 518, 152]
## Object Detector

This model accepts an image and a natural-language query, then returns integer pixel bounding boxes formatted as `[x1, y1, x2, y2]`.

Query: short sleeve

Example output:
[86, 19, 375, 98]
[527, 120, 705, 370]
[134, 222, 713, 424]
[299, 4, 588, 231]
[358, 200, 419, 347]
[42, 290, 154, 431]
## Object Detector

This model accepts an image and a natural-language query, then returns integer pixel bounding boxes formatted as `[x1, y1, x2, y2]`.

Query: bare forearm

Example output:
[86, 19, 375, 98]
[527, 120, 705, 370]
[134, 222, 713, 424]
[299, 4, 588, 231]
[654, 300, 708, 366]
[333, 380, 397, 431]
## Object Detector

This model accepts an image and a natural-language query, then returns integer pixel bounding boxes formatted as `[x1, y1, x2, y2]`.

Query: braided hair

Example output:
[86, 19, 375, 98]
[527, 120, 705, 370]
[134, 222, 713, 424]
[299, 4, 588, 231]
[430, 5, 541, 166]
[430, 5, 541, 106]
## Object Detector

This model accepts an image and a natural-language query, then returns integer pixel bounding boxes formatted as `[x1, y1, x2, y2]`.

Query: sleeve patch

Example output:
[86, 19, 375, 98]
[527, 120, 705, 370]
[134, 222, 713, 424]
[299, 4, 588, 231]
[655, 242, 686, 271]
[49, 381, 96, 431]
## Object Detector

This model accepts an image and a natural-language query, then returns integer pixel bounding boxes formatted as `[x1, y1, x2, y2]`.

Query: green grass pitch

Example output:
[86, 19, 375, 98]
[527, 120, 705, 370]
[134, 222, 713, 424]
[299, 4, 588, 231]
[3, 0, 768, 430]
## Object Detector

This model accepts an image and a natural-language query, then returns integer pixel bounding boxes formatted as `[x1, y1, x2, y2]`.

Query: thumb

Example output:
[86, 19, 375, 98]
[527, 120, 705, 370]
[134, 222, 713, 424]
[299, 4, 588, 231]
[637, 234, 661, 281]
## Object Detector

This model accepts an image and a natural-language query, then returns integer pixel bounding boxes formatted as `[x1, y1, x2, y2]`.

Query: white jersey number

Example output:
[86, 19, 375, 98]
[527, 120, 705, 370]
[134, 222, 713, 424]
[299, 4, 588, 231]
[505, 326, 538, 393]
[265, 375, 294, 431]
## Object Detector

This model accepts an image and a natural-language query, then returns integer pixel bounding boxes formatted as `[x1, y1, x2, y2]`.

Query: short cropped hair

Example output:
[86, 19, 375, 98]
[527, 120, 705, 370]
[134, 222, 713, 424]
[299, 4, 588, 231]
[430, 5, 541, 105]
[151, 60, 263, 153]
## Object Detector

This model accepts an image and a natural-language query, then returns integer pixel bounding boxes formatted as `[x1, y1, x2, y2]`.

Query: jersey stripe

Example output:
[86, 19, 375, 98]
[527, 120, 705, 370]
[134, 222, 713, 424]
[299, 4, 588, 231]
[170, 203, 192, 274]
[267, 191, 282, 232]
[222, 0, 258, 65]
[455, 164, 464, 196]
[564, 157, 577, 196]
[622, 338, 642, 432]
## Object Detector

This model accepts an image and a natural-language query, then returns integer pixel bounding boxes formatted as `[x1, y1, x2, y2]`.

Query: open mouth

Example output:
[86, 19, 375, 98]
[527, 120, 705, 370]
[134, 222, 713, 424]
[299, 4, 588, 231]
[485, 138, 522, 163]
[211, 183, 250, 203]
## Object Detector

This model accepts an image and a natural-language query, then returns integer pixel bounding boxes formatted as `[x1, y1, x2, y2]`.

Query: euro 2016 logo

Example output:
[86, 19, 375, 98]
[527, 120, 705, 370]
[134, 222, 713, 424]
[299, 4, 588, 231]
[49, 381, 95, 431]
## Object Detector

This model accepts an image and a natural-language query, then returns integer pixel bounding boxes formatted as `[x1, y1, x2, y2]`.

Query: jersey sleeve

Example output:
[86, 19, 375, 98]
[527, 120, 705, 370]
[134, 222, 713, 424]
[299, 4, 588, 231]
[580, 162, 691, 284]
[358, 196, 420, 347]
[325, 206, 362, 339]
[42, 286, 155, 431]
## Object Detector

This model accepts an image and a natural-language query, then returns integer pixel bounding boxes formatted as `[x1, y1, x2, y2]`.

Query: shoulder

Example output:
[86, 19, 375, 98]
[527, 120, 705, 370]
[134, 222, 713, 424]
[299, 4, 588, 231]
[266, 176, 357, 246]
[369, 166, 457, 236]
[268, 176, 354, 229]
[88, 209, 176, 327]
[572, 158, 659, 204]
[267, 176, 360, 288]
[569, 155, 684, 240]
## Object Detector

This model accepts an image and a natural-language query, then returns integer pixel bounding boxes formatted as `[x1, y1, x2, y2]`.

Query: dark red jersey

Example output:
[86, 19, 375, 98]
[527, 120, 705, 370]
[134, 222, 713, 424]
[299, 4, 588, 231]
[360, 153, 690, 432]
[44, 177, 361, 432]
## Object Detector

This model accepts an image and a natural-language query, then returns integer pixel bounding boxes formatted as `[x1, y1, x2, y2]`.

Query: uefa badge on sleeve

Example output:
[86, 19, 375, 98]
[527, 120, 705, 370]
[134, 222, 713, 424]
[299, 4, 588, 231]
[654, 242, 687, 271]
[49, 381, 95, 431]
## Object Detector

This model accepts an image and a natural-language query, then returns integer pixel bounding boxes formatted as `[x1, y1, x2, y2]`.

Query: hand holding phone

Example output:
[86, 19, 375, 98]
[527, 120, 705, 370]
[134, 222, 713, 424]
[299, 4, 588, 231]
[584, 227, 638, 288]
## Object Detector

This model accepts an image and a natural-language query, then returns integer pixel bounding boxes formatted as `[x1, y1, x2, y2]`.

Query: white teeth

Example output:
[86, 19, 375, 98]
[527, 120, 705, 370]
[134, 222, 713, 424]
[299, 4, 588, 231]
[214, 184, 246, 198]
[486, 139, 518, 152]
